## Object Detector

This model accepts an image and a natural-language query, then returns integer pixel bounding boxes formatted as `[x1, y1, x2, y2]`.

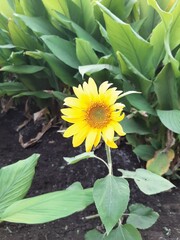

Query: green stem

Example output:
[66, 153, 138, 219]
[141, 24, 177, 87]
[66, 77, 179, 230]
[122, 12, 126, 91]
[105, 144, 113, 175]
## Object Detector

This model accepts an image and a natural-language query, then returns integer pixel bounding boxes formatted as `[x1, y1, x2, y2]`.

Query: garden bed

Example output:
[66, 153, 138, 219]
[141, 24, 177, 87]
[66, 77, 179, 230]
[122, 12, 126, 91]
[0, 108, 179, 240]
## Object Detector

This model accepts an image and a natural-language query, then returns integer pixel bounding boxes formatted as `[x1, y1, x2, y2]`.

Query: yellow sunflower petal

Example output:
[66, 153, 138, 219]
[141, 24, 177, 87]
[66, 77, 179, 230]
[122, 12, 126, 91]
[88, 78, 98, 96]
[111, 112, 125, 122]
[72, 125, 89, 147]
[64, 97, 81, 107]
[113, 102, 125, 110]
[102, 126, 114, 142]
[106, 139, 118, 148]
[99, 81, 112, 94]
[61, 115, 79, 123]
[93, 130, 101, 147]
[63, 122, 86, 138]
[85, 129, 97, 152]
[61, 108, 84, 118]
[112, 121, 126, 136]
[73, 84, 84, 98]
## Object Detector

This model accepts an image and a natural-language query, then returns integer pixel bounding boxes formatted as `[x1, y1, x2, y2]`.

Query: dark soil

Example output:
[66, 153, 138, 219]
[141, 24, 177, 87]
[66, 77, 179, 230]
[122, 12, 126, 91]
[0, 108, 179, 240]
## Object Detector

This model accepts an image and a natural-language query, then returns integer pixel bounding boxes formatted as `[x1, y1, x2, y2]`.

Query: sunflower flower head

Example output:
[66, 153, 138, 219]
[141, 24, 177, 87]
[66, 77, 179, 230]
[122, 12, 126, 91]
[61, 78, 126, 152]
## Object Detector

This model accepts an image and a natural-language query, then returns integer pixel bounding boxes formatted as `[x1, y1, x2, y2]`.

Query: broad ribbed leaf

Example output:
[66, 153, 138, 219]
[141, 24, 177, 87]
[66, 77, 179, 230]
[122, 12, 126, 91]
[27, 51, 75, 86]
[117, 52, 152, 96]
[93, 175, 130, 234]
[146, 149, 175, 175]
[20, 0, 46, 17]
[41, 35, 80, 69]
[0, 154, 40, 215]
[8, 18, 40, 50]
[86, 225, 142, 240]
[0, 65, 44, 74]
[154, 64, 179, 110]
[1, 188, 93, 223]
[133, 145, 155, 161]
[121, 118, 150, 135]
[119, 169, 175, 195]
[0, 0, 14, 17]
[127, 204, 159, 229]
[98, 2, 154, 79]
[76, 38, 99, 65]
[148, 0, 179, 75]
[69, 0, 96, 33]
[138, 0, 160, 39]
[100, 0, 136, 20]
[54, 11, 109, 54]
[85, 229, 103, 240]
[15, 14, 58, 35]
[157, 110, 180, 134]
[79, 64, 119, 78]
[42, 0, 70, 18]
[0, 82, 27, 96]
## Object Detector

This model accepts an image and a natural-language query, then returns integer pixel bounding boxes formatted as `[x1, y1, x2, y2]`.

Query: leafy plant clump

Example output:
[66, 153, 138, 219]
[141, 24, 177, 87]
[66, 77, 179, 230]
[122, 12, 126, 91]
[0, 1, 179, 173]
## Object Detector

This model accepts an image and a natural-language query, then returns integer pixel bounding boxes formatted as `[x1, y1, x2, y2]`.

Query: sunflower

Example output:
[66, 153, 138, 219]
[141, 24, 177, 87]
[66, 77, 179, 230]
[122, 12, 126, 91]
[61, 78, 126, 152]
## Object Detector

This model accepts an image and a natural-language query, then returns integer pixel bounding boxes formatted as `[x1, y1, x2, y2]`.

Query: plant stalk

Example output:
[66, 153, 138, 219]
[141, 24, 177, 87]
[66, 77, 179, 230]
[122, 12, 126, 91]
[105, 144, 113, 175]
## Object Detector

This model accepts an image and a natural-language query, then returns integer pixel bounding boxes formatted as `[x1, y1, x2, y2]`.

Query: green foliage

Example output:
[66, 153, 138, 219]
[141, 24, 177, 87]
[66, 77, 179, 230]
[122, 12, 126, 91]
[93, 175, 130, 234]
[119, 168, 175, 195]
[0, 155, 93, 224]
[0, 154, 40, 215]
[1, 188, 93, 223]
[127, 204, 159, 229]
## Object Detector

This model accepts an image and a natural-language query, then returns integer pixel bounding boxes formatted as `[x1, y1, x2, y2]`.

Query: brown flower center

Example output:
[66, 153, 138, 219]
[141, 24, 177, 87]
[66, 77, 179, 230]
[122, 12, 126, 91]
[86, 103, 111, 128]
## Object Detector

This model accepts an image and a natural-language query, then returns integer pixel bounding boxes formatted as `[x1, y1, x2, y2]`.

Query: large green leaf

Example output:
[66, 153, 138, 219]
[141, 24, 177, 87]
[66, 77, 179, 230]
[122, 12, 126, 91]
[26, 51, 75, 86]
[169, 0, 180, 50]
[42, 0, 70, 19]
[138, 0, 160, 39]
[133, 145, 155, 161]
[0, 0, 14, 17]
[54, 11, 109, 54]
[148, 0, 179, 75]
[20, 0, 47, 17]
[100, 0, 136, 21]
[0, 82, 27, 96]
[93, 175, 130, 234]
[117, 52, 152, 96]
[0, 65, 44, 74]
[0, 154, 40, 215]
[0, 188, 93, 223]
[79, 64, 119, 78]
[98, 2, 154, 79]
[146, 149, 175, 175]
[8, 18, 40, 50]
[150, 22, 165, 68]
[157, 110, 180, 134]
[86, 224, 142, 240]
[123, 83, 156, 115]
[121, 118, 151, 135]
[127, 204, 159, 229]
[41, 35, 80, 69]
[85, 229, 104, 240]
[68, 0, 96, 33]
[76, 38, 99, 65]
[0, 13, 8, 31]
[15, 14, 59, 35]
[154, 64, 179, 110]
[119, 168, 175, 195]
